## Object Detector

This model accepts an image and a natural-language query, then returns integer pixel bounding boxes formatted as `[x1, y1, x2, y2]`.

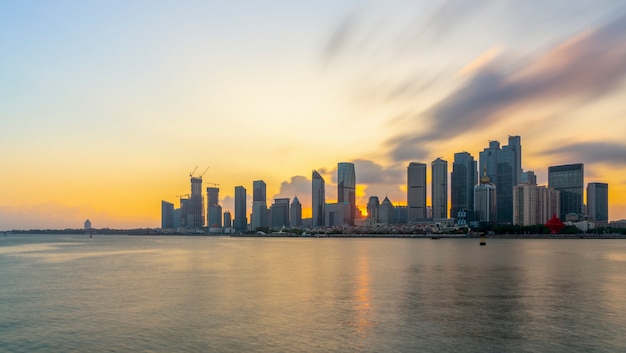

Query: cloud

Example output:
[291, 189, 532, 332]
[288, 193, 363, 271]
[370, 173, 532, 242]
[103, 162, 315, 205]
[353, 159, 405, 185]
[271, 175, 311, 206]
[543, 141, 626, 166]
[385, 12, 626, 160]
[322, 13, 358, 63]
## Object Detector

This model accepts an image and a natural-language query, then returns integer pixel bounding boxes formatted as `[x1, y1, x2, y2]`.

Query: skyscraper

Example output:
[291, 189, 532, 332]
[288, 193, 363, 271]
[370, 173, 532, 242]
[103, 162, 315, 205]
[451, 152, 477, 221]
[290, 197, 302, 227]
[161, 200, 174, 229]
[367, 196, 380, 224]
[474, 169, 497, 223]
[251, 180, 268, 230]
[312, 170, 325, 227]
[234, 186, 247, 233]
[431, 157, 448, 220]
[271, 198, 290, 228]
[548, 163, 584, 220]
[337, 162, 356, 226]
[587, 182, 608, 222]
[479, 136, 522, 223]
[379, 197, 395, 225]
[181, 176, 204, 228]
[407, 162, 427, 223]
[206, 187, 222, 228]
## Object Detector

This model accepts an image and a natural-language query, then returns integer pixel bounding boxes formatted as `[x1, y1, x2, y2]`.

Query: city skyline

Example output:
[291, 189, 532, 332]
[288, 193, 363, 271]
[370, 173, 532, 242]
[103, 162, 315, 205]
[2, 1, 626, 229]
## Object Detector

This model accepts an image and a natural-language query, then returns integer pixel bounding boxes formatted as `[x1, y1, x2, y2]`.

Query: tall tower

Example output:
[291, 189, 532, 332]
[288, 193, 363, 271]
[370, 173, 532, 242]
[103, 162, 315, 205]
[451, 152, 477, 221]
[479, 136, 522, 224]
[407, 162, 427, 223]
[251, 180, 268, 230]
[474, 169, 497, 223]
[337, 162, 356, 226]
[290, 196, 302, 227]
[234, 186, 247, 232]
[182, 176, 204, 228]
[367, 196, 380, 224]
[206, 187, 222, 228]
[312, 170, 326, 227]
[431, 158, 448, 220]
[587, 182, 608, 222]
[548, 163, 584, 220]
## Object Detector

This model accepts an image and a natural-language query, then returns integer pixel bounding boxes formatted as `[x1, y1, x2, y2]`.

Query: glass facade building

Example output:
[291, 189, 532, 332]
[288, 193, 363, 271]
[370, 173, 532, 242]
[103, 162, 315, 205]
[407, 162, 427, 222]
[337, 162, 356, 226]
[548, 163, 584, 220]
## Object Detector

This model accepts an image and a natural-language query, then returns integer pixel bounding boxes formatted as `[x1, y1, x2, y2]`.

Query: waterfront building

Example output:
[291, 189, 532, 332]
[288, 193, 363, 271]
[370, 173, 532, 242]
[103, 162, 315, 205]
[431, 158, 448, 220]
[513, 184, 560, 226]
[84, 219, 92, 231]
[337, 162, 356, 226]
[312, 170, 326, 227]
[379, 197, 395, 225]
[367, 196, 380, 224]
[450, 152, 477, 222]
[271, 198, 290, 228]
[548, 163, 584, 220]
[394, 205, 407, 225]
[479, 136, 522, 224]
[206, 187, 222, 228]
[587, 182, 608, 222]
[234, 186, 247, 232]
[161, 201, 174, 229]
[325, 202, 351, 227]
[407, 162, 427, 223]
[251, 180, 268, 230]
[223, 211, 232, 228]
[474, 169, 497, 223]
[181, 176, 205, 228]
[290, 197, 302, 227]
[521, 171, 537, 185]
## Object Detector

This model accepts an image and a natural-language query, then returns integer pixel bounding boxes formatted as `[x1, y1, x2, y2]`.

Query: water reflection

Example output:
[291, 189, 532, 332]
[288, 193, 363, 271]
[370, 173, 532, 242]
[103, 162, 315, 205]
[353, 247, 374, 339]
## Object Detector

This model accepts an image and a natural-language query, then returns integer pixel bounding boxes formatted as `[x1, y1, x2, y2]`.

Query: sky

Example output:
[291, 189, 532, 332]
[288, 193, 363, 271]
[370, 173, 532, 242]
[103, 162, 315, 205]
[2, 0, 626, 230]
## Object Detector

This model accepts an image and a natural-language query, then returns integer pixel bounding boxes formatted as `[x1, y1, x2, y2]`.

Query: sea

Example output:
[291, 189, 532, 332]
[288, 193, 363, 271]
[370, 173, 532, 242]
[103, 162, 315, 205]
[1, 234, 625, 352]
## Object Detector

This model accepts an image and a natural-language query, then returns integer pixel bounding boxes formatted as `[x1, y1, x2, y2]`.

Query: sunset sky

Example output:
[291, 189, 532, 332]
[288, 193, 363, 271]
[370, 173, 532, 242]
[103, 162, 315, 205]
[2, 0, 626, 230]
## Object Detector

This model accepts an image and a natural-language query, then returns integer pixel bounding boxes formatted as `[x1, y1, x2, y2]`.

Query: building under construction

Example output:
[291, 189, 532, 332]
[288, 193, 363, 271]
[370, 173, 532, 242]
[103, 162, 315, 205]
[180, 167, 207, 229]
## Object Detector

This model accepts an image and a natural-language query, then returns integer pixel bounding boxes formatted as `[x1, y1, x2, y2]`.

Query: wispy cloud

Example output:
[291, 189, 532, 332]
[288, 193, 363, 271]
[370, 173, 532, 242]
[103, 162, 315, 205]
[543, 141, 626, 166]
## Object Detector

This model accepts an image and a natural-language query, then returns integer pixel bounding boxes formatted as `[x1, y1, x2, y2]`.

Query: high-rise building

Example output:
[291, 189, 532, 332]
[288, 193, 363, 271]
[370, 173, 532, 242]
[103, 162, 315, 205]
[234, 186, 247, 233]
[367, 196, 380, 224]
[290, 197, 302, 227]
[325, 202, 351, 227]
[521, 171, 537, 185]
[161, 200, 174, 229]
[379, 197, 395, 225]
[548, 163, 584, 220]
[337, 162, 356, 226]
[312, 170, 325, 227]
[431, 157, 448, 220]
[223, 211, 232, 228]
[206, 187, 222, 228]
[271, 198, 290, 228]
[587, 182, 608, 222]
[181, 176, 205, 228]
[251, 180, 268, 230]
[407, 162, 427, 223]
[479, 136, 522, 223]
[474, 169, 497, 223]
[451, 152, 477, 221]
[513, 184, 560, 226]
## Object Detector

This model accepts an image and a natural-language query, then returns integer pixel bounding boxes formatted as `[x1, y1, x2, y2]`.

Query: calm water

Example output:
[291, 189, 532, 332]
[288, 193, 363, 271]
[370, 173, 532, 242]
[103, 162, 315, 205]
[1, 235, 626, 352]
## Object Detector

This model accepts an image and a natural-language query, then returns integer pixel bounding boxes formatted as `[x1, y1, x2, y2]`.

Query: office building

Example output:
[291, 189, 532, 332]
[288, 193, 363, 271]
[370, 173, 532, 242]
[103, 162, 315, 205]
[325, 202, 351, 227]
[251, 180, 268, 230]
[271, 198, 290, 228]
[367, 196, 380, 224]
[312, 170, 326, 227]
[548, 163, 584, 220]
[206, 187, 222, 228]
[479, 136, 522, 223]
[513, 184, 560, 226]
[223, 211, 232, 228]
[234, 186, 247, 232]
[451, 152, 477, 221]
[290, 197, 302, 227]
[337, 162, 356, 226]
[474, 169, 497, 223]
[431, 157, 448, 220]
[181, 176, 205, 228]
[161, 200, 174, 229]
[379, 197, 395, 225]
[407, 162, 427, 223]
[587, 182, 608, 222]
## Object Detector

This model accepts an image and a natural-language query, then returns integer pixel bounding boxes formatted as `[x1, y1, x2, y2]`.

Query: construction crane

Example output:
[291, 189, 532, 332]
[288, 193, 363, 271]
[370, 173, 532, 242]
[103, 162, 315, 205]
[176, 194, 190, 199]
[206, 182, 220, 188]
[189, 166, 198, 178]
[200, 166, 210, 178]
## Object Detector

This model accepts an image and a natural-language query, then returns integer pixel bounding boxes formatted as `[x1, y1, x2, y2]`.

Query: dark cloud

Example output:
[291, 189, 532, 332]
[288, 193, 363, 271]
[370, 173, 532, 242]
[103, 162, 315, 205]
[271, 175, 311, 206]
[543, 141, 626, 166]
[385, 12, 626, 161]
[322, 13, 358, 63]
[353, 159, 405, 185]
